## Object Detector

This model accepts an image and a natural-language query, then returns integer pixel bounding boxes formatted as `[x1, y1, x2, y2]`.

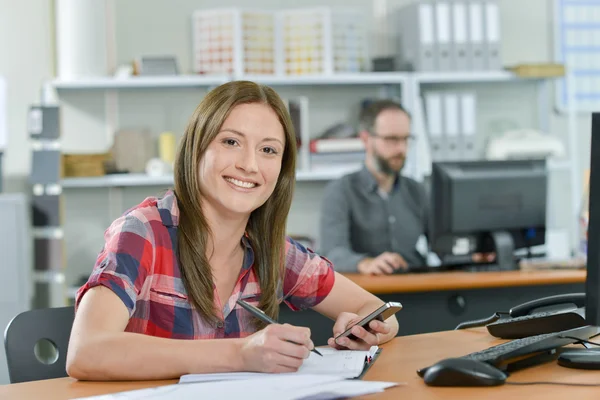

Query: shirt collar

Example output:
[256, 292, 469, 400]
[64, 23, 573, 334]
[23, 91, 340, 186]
[157, 190, 180, 227]
[358, 165, 402, 194]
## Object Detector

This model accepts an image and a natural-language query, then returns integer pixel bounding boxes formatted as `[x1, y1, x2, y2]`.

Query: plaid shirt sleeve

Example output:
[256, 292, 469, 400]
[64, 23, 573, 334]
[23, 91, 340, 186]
[75, 212, 155, 317]
[282, 237, 335, 311]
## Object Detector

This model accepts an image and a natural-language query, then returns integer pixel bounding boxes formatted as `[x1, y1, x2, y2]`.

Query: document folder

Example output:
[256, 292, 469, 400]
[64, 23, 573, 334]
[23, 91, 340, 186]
[467, 0, 485, 70]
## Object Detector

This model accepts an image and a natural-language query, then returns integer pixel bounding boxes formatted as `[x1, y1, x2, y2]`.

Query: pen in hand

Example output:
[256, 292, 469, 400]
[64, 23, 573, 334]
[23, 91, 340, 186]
[236, 299, 323, 357]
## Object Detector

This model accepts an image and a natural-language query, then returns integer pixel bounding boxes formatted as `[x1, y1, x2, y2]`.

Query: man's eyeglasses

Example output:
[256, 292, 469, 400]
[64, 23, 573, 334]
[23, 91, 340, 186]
[368, 133, 416, 146]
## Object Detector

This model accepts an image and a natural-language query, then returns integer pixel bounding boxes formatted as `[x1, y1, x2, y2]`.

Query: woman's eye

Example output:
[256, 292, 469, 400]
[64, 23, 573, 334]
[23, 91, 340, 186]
[222, 139, 238, 146]
[262, 147, 278, 155]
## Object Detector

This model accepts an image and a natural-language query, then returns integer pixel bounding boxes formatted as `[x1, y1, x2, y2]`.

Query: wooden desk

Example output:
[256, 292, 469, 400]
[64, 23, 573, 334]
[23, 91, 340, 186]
[279, 269, 586, 344]
[2, 329, 599, 400]
[343, 269, 586, 294]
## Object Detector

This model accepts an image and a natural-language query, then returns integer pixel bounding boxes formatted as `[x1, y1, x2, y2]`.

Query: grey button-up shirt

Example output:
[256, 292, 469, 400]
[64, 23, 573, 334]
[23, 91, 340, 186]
[319, 167, 429, 272]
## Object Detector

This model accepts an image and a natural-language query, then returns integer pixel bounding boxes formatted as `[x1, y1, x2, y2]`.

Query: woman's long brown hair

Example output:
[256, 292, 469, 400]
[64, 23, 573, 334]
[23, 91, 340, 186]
[174, 80, 297, 326]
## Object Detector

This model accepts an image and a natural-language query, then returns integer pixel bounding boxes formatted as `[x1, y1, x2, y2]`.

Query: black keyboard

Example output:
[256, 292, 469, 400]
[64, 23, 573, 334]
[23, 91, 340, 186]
[417, 325, 599, 377]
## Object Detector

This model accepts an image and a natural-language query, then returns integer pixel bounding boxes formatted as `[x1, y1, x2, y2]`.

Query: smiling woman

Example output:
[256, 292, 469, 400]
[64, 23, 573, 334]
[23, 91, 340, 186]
[175, 82, 297, 325]
[66, 81, 399, 382]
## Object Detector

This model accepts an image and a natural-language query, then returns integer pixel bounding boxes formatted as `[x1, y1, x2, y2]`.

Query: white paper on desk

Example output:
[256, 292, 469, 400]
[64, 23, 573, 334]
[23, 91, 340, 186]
[179, 371, 270, 384]
[73, 374, 398, 400]
[180, 347, 378, 383]
[296, 347, 372, 378]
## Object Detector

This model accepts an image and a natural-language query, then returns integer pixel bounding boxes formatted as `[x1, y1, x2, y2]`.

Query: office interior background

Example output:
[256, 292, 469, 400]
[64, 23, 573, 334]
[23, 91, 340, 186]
[0, 0, 596, 385]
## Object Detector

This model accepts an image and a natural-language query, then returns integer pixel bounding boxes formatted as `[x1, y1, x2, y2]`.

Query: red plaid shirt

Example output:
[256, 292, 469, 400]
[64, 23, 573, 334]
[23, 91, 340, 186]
[75, 190, 335, 339]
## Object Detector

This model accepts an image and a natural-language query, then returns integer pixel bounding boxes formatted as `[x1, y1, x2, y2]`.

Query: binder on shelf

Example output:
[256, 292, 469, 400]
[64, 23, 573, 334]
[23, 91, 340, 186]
[459, 92, 477, 160]
[434, 1, 452, 71]
[31, 149, 61, 185]
[28, 106, 60, 140]
[467, 0, 485, 70]
[424, 92, 445, 162]
[443, 93, 460, 161]
[34, 238, 64, 271]
[395, 1, 436, 71]
[452, 1, 469, 71]
[483, 0, 501, 70]
[32, 194, 61, 227]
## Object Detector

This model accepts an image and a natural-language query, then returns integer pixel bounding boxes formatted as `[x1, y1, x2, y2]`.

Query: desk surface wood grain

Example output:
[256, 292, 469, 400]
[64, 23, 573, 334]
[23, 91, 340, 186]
[2, 328, 598, 399]
[343, 269, 586, 294]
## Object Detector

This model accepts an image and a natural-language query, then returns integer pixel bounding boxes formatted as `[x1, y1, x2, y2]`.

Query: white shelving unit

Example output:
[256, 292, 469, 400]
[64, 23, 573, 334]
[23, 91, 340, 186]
[49, 70, 554, 182]
[50, 75, 229, 90]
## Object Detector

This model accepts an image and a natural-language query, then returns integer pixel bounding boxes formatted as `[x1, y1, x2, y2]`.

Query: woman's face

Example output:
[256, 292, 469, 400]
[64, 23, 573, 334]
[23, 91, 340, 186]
[198, 103, 286, 219]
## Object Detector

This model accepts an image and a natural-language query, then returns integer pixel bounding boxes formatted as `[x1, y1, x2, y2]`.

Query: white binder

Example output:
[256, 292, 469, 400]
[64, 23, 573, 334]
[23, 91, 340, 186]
[443, 93, 460, 161]
[452, 1, 469, 71]
[467, 0, 485, 70]
[483, 0, 502, 70]
[425, 92, 445, 161]
[459, 92, 477, 160]
[395, 1, 436, 71]
[435, 1, 452, 70]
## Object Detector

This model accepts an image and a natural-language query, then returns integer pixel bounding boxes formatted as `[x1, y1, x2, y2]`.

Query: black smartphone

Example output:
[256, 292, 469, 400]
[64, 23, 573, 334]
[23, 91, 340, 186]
[334, 302, 403, 344]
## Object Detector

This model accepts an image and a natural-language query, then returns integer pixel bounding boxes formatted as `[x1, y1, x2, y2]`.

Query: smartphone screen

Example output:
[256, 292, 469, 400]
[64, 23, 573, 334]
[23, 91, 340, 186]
[334, 302, 402, 344]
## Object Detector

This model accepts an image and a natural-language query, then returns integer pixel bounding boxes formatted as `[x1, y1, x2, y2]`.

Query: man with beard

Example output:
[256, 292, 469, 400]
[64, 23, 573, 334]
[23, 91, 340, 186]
[319, 100, 428, 275]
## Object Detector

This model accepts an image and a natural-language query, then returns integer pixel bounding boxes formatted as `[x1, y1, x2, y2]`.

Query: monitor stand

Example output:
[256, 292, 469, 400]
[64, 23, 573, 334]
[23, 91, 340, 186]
[490, 231, 517, 270]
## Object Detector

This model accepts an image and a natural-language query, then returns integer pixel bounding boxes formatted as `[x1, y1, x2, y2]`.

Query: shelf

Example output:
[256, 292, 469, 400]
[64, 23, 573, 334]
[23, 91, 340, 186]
[48, 71, 559, 90]
[242, 72, 409, 85]
[61, 166, 364, 188]
[51, 75, 229, 90]
[296, 164, 363, 180]
[62, 173, 174, 188]
[414, 70, 551, 84]
[61, 160, 565, 189]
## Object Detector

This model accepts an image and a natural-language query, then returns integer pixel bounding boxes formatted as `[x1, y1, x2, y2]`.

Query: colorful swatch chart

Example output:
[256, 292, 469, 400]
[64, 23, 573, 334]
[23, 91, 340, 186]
[193, 9, 276, 75]
[281, 8, 367, 75]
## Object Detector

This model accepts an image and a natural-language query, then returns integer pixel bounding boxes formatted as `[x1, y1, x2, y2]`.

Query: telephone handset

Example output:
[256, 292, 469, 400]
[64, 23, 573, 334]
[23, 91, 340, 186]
[509, 293, 586, 318]
[455, 293, 588, 339]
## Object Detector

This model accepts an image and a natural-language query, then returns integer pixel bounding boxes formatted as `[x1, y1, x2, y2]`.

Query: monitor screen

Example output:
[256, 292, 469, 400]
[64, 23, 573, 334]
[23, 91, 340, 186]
[586, 113, 600, 326]
[430, 159, 547, 270]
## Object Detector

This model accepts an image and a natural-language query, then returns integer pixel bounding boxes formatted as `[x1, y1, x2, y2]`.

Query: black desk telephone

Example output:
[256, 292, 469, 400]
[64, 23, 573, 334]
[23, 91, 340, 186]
[457, 293, 587, 339]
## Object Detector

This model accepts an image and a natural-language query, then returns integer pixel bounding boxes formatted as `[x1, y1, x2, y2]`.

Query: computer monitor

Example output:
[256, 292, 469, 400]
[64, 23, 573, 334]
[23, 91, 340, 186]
[585, 113, 600, 327]
[430, 159, 548, 270]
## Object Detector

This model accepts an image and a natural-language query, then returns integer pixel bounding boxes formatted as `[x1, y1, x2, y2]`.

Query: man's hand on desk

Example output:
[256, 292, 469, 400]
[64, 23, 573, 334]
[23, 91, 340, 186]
[472, 253, 496, 263]
[357, 252, 408, 275]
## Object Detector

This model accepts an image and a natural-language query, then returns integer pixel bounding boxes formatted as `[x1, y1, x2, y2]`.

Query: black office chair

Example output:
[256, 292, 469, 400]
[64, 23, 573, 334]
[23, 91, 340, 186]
[4, 306, 74, 383]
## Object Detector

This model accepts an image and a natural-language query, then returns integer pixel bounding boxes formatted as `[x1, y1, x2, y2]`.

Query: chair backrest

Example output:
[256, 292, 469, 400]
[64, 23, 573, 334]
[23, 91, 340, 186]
[4, 306, 74, 383]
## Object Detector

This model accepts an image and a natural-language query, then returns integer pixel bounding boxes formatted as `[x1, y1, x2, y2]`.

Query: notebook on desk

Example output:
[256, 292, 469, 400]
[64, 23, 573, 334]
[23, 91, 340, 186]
[179, 346, 381, 384]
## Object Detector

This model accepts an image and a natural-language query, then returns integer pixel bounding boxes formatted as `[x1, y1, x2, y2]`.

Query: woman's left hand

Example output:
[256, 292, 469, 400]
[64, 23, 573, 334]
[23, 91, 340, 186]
[327, 312, 392, 350]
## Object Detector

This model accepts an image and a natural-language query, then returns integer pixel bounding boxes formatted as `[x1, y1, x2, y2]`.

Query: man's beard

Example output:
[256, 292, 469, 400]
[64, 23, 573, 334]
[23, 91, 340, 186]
[374, 152, 405, 176]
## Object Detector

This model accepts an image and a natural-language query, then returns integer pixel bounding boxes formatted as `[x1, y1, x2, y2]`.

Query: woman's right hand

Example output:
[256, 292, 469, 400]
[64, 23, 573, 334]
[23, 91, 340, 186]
[240, 324, 314, 373]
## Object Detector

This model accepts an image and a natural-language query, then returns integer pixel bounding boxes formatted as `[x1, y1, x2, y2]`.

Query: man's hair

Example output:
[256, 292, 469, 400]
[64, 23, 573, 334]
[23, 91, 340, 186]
[359, 99, 411, 133]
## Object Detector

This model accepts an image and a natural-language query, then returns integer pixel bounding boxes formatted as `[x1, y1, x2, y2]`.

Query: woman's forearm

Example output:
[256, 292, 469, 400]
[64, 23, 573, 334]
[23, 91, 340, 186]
[67, 331, 244, 381]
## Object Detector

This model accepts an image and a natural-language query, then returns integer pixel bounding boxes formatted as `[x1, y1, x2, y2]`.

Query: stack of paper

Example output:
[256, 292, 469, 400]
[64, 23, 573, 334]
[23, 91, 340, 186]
[75, 347, 398, 400]
[74, 374, 398, 400]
